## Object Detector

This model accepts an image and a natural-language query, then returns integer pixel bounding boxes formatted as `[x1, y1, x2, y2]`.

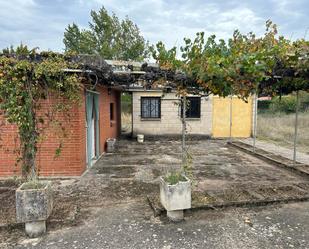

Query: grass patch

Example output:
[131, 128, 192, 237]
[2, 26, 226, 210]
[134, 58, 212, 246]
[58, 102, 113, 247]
[20, 180, 46, 190]
[164, 172, 187, 185]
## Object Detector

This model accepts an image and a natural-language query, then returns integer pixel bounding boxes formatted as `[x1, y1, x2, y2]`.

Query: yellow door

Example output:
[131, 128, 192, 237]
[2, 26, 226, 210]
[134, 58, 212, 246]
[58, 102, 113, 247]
[212, 97, 230, 137]
[212, 96, 253, 138]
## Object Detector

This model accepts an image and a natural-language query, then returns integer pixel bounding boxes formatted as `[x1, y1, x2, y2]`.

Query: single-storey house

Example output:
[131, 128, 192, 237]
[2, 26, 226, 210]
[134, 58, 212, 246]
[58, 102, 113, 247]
[129, 88, 255, 138]
[0, 57, 256, 178]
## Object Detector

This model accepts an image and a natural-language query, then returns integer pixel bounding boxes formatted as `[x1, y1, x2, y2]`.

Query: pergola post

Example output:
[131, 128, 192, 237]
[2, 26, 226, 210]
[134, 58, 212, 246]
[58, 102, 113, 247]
[293, 90, 300, 166]
[229, 94, 233, 142]
[253, 88, 258, 153]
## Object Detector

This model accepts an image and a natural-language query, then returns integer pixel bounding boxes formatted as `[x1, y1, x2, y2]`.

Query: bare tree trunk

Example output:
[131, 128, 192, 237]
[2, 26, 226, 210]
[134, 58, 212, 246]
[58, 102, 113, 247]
[182, 96, 186, 166]
[21, 86, 38, 181]
[21, 126, 38, 181]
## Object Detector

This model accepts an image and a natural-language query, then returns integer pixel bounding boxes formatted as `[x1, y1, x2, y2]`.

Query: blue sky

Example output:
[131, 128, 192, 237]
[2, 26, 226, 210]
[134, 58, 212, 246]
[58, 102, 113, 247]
[0, 0, 308, 52]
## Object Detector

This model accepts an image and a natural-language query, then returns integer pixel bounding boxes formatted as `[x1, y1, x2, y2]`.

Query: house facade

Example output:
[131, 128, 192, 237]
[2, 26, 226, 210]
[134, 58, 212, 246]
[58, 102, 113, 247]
[0, 85, 121, 178]
[130, 89, 255, 138]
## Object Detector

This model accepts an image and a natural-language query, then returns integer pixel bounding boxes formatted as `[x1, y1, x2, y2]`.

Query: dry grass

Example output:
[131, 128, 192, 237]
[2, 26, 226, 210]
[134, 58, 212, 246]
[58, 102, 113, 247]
[121, 112, 131, 133]
[257, 112, 309, 153]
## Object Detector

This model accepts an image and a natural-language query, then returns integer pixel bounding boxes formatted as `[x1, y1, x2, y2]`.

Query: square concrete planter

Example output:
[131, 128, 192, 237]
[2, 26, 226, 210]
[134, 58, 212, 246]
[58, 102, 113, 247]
[137, 134, 144, 143]
[160, 176, 191, 221]
[16, 181, 53, 238]
[106, 138, 116, 153]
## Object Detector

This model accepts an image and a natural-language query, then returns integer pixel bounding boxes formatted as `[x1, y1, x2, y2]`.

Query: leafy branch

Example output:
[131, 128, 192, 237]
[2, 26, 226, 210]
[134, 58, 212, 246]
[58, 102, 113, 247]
[0, 45, 81, 181]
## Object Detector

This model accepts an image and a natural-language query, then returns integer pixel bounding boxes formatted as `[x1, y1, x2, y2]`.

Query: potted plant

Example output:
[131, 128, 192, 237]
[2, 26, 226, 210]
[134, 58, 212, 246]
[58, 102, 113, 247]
[0, 47, 80, 237]
[160, 172, 191, 221]
[159, 96, 193, 221]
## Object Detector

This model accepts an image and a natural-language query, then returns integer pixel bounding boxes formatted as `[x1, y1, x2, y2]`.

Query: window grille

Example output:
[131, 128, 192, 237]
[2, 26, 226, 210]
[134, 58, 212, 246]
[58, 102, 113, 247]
[141, 97, 161, 118]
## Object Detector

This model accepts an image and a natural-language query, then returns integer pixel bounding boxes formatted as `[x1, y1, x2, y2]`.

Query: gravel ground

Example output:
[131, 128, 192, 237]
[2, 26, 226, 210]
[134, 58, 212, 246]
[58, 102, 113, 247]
[10, 201, 309, 249]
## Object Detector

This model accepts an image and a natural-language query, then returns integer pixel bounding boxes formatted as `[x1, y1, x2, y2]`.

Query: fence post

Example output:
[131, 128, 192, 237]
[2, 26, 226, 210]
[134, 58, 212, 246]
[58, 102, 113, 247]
[293, 90, 300, 166]
[229, 94, 233, 142]
[253, 90, 258, 153]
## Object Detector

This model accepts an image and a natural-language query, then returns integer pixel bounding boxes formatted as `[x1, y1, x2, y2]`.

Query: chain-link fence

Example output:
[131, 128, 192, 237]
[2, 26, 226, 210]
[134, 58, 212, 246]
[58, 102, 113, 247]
[251, 91, 309, 164]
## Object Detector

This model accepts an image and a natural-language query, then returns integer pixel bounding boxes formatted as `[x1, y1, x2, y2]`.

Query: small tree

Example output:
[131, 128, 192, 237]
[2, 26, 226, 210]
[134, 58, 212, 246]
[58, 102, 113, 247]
[0, 46, 81, 181]
[150, 20, 309, 182]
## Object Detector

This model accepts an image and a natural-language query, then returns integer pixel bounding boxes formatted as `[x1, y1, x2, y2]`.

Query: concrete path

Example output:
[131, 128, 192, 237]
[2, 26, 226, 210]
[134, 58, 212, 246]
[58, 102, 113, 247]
[240, 138, 309, 165]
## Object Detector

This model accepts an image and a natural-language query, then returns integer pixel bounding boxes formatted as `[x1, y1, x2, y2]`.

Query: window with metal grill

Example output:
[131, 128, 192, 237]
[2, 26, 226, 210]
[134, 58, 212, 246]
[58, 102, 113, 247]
[141, 97, 161, 118]
[181, 97, 201, 118]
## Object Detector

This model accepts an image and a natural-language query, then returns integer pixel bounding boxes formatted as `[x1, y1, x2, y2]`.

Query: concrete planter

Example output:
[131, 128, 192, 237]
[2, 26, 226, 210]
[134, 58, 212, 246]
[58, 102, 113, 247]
[16, 181, 53, 238]
[137, 134, 144, 143]
[160, 176, 191, 221]
[106, 138, 116, 153]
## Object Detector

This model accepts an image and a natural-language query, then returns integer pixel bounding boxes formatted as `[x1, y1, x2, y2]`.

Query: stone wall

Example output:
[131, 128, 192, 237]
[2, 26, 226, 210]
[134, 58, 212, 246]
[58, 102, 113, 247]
[132, 91, 213, 136]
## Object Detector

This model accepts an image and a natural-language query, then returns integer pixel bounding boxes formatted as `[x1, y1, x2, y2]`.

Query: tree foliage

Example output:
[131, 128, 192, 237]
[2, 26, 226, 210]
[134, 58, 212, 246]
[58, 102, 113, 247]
[63, 7, 149, 61]
[151, 21, 309, 99]
[150, 21, 309, 182]
[0, 45, 81, 180]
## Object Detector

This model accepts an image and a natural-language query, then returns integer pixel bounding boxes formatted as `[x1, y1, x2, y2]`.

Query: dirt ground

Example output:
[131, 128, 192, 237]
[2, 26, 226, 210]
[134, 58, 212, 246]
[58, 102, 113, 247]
[0, 138, 308, 248]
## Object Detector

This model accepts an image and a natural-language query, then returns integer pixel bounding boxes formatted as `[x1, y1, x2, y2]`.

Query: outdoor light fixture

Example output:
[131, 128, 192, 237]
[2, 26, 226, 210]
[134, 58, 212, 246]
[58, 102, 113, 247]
[108, 87, 111, 95]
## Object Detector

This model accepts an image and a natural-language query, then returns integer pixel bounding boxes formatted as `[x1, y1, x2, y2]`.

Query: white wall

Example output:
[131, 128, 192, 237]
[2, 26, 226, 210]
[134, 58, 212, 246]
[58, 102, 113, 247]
[132, 91, 213, 136]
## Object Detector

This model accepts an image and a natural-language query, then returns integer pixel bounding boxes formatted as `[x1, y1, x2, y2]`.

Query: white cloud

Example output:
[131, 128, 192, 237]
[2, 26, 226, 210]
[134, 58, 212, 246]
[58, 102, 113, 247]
[0, 0, 308, 52]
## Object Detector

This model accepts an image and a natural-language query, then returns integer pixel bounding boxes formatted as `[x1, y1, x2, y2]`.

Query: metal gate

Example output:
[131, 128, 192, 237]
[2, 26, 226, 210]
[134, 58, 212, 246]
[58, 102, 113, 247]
[212, 96, 253, 138]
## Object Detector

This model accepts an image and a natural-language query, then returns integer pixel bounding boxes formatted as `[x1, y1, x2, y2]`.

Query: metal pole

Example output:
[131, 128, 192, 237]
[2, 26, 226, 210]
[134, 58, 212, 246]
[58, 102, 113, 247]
[229, 94, 233, 142]
[293, 90, 299, 166]
[182, 96, 186, 165]
[253, 89, 258, 153]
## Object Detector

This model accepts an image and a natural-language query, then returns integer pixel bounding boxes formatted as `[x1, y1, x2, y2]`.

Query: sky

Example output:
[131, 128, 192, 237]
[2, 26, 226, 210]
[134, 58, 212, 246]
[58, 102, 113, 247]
[0, 0, 308, 52]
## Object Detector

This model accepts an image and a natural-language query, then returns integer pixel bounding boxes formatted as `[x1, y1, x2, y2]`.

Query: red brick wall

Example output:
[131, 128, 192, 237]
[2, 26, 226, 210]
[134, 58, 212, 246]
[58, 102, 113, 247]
[0, 86, 121, 177]
[97, 86, 121, 153]
[37, 95, 87, 176]
[0, 119, 20, 177]
[0, 92, 86, 177]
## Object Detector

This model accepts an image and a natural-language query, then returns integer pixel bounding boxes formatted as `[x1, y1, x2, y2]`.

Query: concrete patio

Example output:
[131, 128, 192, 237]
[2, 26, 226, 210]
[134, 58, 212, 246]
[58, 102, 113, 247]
[95, 138, 309, 209]
[2, 138, 309, 248]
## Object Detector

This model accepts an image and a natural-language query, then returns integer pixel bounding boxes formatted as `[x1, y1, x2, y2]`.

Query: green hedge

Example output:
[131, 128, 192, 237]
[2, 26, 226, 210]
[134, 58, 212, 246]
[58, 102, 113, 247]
[258, 91, 309, 114]
[258, 100, 272, 111]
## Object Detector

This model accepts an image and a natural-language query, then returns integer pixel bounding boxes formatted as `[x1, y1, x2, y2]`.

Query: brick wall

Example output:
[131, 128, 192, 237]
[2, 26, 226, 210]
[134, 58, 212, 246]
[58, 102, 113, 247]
[97, 86, 121, 153]
[0, 119, 20, 177]
[0, 86, 121, 178]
